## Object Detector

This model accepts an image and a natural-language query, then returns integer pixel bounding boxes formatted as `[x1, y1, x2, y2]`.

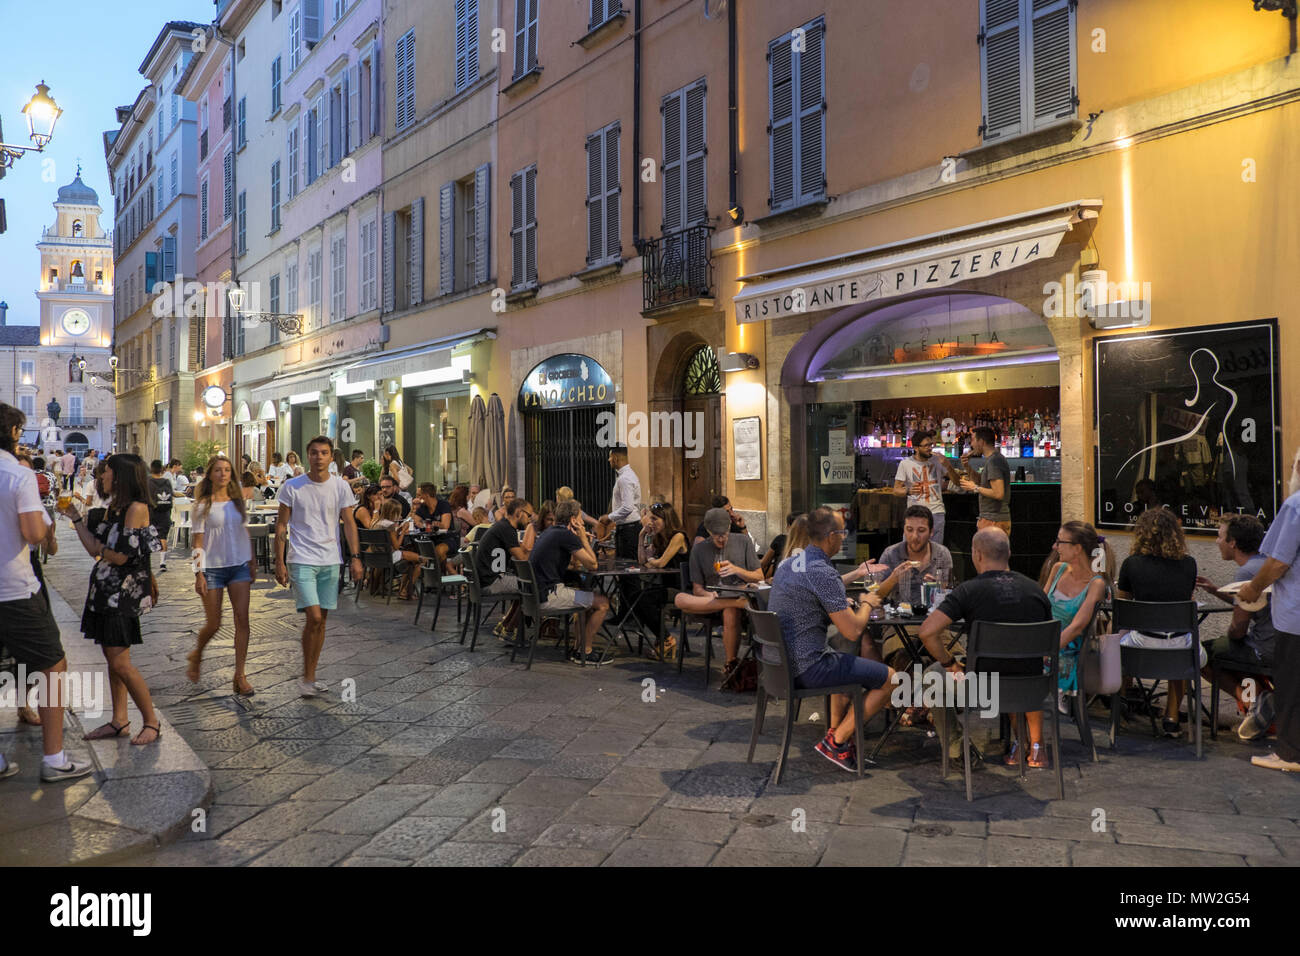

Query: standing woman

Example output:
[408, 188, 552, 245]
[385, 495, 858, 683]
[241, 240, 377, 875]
[381, 445, 408, 486]
[285, 450, 305, 477]
[186, 456, 256, 696]
[58, 454, 163, 745]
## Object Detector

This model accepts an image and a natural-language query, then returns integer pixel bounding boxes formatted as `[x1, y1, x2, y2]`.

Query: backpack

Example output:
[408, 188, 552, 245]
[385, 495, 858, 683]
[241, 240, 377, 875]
[34, 471, 52, 499]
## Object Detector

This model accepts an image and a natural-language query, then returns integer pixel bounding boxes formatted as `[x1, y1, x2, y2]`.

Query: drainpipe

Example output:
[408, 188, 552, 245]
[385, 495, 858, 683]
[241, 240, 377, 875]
[632, 0, 643, 253]
[727, 0, 741, 224]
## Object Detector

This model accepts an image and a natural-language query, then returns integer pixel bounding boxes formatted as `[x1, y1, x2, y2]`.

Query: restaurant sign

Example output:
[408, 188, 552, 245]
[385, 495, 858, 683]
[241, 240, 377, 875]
[518, 353, 615, 411]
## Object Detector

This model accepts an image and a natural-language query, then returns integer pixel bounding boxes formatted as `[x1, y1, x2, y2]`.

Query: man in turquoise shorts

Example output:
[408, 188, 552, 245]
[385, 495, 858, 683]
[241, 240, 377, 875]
[275, 435, 363, 697]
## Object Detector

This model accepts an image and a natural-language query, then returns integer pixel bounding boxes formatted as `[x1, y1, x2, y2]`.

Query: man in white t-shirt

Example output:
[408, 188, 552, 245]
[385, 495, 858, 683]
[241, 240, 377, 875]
[892, 429, 961, 544]
[169, 459, 191, 494]
[0, 403, 93, 783]
[267, 452, 293, 483]
[275, 435, 363, 698]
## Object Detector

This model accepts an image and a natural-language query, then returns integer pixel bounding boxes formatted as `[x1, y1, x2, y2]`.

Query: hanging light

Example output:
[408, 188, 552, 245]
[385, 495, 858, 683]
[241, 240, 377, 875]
[22, 82, 61, 149]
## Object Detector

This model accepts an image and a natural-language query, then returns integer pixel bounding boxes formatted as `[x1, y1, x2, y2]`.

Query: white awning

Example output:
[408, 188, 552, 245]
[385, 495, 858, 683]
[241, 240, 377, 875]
[249, 362, 349, 405]
[734, 200, 1101, 324]
[343, 329, 494, 384]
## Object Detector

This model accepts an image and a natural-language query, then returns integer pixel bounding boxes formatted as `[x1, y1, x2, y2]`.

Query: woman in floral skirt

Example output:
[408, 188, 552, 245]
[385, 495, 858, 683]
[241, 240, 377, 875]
[58, 453, 163, 745]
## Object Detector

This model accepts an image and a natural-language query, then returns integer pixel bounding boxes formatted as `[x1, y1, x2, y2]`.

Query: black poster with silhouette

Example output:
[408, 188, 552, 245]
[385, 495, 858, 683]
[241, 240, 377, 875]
[1094, 320, 1280, 533]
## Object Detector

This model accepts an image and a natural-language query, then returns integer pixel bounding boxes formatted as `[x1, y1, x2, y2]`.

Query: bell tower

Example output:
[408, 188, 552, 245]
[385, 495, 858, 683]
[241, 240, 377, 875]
[37, 165, 114, 349]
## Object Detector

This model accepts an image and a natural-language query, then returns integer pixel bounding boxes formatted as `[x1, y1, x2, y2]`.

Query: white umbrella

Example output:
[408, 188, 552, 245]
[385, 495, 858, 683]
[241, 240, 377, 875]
[486, 393, 506, 496]
[468, 393, 487, 489]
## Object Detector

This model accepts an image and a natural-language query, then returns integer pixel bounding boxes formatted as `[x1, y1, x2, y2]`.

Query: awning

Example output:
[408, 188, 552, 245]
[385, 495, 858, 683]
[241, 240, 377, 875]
[249, 361, 352, 405]
[734, 200, 1101, 324]
[344, 329, 494, 384]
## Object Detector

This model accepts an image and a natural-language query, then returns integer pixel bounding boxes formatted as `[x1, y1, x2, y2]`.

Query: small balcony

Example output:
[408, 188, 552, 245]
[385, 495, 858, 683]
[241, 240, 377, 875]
[641, 223, 715, 317]
[58, 418, 100, 431]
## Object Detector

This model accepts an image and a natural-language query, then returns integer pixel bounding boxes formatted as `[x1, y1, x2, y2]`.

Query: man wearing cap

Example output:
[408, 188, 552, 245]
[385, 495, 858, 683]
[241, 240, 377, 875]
[686, 506, 763, 684]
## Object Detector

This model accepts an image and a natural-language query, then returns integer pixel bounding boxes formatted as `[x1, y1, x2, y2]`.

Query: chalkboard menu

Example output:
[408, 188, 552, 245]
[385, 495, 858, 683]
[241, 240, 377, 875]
[1094, 320, 1280, 533]
[378, 412, 397, 454]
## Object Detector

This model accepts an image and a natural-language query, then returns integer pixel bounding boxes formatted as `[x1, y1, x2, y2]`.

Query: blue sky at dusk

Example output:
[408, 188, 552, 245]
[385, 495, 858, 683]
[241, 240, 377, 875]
[0, 0, 214, 323]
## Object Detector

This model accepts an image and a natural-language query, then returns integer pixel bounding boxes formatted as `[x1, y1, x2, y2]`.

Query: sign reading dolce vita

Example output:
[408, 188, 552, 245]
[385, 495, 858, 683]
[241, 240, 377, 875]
[518, 354, 615, 411]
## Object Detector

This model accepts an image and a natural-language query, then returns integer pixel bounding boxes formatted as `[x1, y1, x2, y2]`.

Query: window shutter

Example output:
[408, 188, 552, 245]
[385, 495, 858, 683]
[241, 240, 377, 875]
[200, 180, 208, 239]
[1031, 0, 1076, 126]
[455, 0, 471, 91]
[382, 210, 396, 312]
[438, 182, 455, 296]
[316, 95, 327, 175]
[303, 0, 322, 46]
[513, 0, 527, 78]
[473, 162, 491, 286]
[525, 166, 537, 285]
[145, 251, 158, 290]
[510, 171, 524, 288]
[301, 109, 311, 183]
[223, 150, 233, 219]
[604, 124, 620, 262]
[370, 40, 382, 137]
[797, 21, 825, 201]
[980, 0, 1023, 141]
[684, 81, 707, 225]
[661, 89, 682, 233]
[163, 236, 177, 281]
[768, 35, 794, 210]
[347, 63, 360, 153]
[586, 133, 603, 263]
[409, 196, 425, 307]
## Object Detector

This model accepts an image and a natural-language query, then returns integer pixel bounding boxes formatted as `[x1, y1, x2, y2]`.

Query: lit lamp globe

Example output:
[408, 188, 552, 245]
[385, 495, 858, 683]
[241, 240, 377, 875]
[22, 82, 61, 148]
[227, 287, 246, 314]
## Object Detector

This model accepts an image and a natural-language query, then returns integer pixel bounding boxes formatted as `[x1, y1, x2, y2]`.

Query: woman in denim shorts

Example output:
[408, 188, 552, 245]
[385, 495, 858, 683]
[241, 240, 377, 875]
[186, 456, 257, 696]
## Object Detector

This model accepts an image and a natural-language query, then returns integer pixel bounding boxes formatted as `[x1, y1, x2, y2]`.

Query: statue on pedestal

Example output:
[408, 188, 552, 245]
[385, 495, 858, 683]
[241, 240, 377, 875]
[47, 398, 61, 425]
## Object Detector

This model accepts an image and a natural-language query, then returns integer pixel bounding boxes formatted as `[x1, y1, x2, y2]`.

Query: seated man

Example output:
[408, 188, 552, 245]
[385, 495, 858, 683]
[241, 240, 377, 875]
[681, 507, 764, 685]
[917, 527, 1053, 761]
[768, 507, 895, 772]
[380, 475, 413, 520]
[529, 499, 610, 666]
[475, 498, 531, 639]
[1197, 514, 1276, 740]
[692, 494, 750, 546]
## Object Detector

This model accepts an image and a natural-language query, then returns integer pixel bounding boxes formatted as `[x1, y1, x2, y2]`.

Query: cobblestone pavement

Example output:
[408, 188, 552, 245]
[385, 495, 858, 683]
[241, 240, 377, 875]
[36, 525, 1300, 867]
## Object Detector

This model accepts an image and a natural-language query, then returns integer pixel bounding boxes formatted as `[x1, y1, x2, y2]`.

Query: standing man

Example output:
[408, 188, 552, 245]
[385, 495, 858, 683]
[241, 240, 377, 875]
[0, 402, 93, 783]
[599, 446, 642, 560]
[893, 430, 960, 544]
[147, 460, 174, 572]
[960, 426, 1011, 535]
[274, 436, 363, 698]
[61, 448, 76, 491]
[168, 459, 191, 495]
[1238, 447, 1300, 772]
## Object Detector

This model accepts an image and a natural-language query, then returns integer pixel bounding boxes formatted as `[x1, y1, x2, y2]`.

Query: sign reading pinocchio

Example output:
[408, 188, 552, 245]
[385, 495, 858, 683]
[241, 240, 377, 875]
[517, 352, 615, 411]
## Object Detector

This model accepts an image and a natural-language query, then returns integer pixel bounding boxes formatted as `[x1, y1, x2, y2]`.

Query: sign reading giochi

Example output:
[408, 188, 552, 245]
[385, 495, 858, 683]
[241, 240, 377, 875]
[518, 353, 615, 411]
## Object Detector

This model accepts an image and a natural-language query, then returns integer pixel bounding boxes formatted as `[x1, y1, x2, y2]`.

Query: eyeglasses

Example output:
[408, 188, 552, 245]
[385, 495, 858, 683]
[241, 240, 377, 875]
[649, 502, 668, 514]
[1055, 538, 1075, 547]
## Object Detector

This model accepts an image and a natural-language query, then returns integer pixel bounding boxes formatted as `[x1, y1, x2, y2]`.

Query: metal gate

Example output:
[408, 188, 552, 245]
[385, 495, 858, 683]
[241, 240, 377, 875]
[523, 405, 615, 512]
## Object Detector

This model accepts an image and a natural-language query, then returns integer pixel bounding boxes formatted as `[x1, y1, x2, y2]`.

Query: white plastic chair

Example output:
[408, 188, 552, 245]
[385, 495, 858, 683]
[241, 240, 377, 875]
[169, 498, 194, 551]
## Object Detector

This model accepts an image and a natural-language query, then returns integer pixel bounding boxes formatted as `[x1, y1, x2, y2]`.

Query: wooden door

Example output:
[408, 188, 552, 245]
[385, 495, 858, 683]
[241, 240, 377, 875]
[682, 394, 720, 535]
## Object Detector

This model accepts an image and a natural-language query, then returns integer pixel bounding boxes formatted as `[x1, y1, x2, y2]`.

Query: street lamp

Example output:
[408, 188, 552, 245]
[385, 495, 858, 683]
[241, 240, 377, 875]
[227, 285, 304, 336]
[1, 82, 62, 168]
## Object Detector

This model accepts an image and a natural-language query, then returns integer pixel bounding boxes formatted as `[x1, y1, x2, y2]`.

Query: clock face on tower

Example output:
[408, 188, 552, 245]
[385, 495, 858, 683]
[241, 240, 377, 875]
[61, 309, 91, 336]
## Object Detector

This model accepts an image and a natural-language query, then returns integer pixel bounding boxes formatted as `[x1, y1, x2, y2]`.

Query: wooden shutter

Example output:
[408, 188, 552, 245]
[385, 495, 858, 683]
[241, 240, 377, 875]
[661, 89, 682, 233]
[980, 0, 1023, 141]
[525, 166, 537, 285]
[302, 0, 321, 46]
[438, 182, 455, 296]
[473, 162, 490, 286]
[604, 125, 620, 261]
[797, 22, 825, 201]
[382, 210, 396, 312]
[145, 251, 158, 290]
[768, 34, 794, 210]
[1031, 0, 1076, 126]
[347, 63, 360, 153]
[409, 196, 425, 307]
[455, 0, 479, 91]
[200, 180, 208, 239]
[510, 171, 524, 288]
[586, 133, 603, 263]
[319, 94, 330, 171]
[684, 81, 707, 224]
[163, 237, 177, 281]
[513, 0, 527, 78]
[370, 39, 382, 138]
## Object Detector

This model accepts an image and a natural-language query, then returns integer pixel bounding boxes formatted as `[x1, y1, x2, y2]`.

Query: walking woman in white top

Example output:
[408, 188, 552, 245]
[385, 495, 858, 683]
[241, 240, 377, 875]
[186, 455, 257, 696]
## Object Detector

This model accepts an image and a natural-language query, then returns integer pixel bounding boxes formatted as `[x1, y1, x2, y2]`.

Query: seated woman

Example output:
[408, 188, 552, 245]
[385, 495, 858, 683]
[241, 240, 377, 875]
[556, 486, 599, 531]
[464, 506, 493, 544]
[1116, 507, 1202, 737]
[448, 484, 475, 537]
[761, 513, 799, 580]
[522, 500, 554, 555]
[240, 470, 257, 501]
[372, 499, 420, 598]
[639, 502, 692, 657]
[353, 483, 384, 529]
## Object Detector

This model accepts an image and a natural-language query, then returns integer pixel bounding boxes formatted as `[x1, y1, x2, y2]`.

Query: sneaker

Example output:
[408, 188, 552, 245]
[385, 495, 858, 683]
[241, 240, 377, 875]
[1250, 752, 1300, 773]
[40, 759, 94, 783]
[298, 679, 320, 697]
[0, 756, 17, 781]
[1237, 712, 1268, 741]
[814, 734, 858, 772]
[158, 563, 168, 573]
[573, 651, 608, 667]
[313, 680, 329, 692]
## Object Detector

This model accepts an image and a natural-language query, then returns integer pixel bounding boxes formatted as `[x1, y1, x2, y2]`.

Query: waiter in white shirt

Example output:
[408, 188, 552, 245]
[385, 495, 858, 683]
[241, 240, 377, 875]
[599, 445, 642, 560]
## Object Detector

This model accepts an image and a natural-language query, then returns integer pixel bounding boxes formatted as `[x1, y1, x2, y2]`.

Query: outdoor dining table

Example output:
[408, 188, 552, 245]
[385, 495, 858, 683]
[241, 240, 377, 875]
[584, 559, 680, 652]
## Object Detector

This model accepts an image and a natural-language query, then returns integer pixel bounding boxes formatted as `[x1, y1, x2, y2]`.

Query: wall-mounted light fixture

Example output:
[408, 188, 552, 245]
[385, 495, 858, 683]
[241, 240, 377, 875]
[718, 351, 759, 372]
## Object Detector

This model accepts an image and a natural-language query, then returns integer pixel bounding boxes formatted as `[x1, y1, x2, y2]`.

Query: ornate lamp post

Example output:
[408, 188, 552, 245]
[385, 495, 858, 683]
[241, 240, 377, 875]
[227, 287, 304, 336]
[0, 82, 62, 168]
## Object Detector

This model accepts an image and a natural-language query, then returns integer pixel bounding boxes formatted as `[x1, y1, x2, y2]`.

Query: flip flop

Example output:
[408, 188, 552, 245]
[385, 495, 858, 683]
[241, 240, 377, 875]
[84, 721, 129, 740]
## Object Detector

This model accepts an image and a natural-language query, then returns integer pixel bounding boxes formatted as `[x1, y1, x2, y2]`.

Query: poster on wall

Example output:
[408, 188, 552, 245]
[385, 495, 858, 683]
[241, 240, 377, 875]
[733, 416, 761, 481]
[1094, 320, 1280, 533]
[378, 412, 397, 454]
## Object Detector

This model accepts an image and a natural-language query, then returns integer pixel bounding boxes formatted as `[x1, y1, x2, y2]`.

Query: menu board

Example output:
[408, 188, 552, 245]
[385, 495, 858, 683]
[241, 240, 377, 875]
[733, 416, 761, 481]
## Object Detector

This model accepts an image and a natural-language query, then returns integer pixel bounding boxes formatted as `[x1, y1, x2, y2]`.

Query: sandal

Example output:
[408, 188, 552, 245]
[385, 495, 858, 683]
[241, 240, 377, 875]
[84, 721, 130, 740]
[1003, 739, 1021, 766]
[18, 705, 41, 726]
[899, 707, 929, 728]
[232, 675, 255, 696]
[132, 723, 162, 746]
[1027, 742, 1049, 768]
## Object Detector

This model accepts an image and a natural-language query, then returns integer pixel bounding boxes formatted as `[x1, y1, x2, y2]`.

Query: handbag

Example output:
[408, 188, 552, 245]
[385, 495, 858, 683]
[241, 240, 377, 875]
[395, 463, 414, 490]
[1081, 628, 1121, 695]
[721, 656, 758, 693]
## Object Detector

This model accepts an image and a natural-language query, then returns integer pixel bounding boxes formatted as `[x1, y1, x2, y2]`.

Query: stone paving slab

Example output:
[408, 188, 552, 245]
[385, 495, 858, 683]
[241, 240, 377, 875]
[31, 522, 1299, 867]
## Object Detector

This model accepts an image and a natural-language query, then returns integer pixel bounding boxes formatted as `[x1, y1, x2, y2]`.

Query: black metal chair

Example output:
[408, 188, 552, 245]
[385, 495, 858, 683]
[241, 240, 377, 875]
[1109, 599, 1203, 758]
[414, 538, 465, 631]
[512, 559, 585, 669]
[458, 546, 509, 651]
[745, 609, 866, 784]
[943, 618, 1065, 802]
[355, 528, 400, 605]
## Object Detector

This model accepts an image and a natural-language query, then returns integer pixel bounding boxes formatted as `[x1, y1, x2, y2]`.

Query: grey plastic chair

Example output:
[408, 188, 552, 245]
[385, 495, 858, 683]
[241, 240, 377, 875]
[1109, 599, 1203, 758]
[946, 618, 1065, 802]
[512, 559, 584, 669]
[745, 609, 866, 785]
[414, 537, 465, 631]
[458, 546, 506, 651]
[355, 528, 399, 605]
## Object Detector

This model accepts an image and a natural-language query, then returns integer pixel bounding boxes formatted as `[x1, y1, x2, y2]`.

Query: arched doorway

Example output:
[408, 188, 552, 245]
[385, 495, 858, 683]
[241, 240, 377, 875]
[63, 432, 89, 457]
[679, 344, 722, 536]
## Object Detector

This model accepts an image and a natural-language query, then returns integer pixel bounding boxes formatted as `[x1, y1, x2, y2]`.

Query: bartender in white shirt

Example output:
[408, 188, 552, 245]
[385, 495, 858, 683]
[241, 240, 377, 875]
[169, 459, 191, 495]
[599, 446, 642, 560]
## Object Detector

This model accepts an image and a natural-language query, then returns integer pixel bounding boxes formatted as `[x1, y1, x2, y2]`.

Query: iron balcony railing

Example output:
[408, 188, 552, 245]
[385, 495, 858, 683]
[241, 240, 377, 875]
[641, 223, 714, 313]
[58, 418, 100, 430]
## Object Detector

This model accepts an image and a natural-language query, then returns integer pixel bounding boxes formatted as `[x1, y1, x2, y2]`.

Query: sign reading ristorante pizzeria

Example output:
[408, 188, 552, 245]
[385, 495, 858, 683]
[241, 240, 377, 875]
[736, 231, 1066, 323]
[518, 353, 615, 410]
